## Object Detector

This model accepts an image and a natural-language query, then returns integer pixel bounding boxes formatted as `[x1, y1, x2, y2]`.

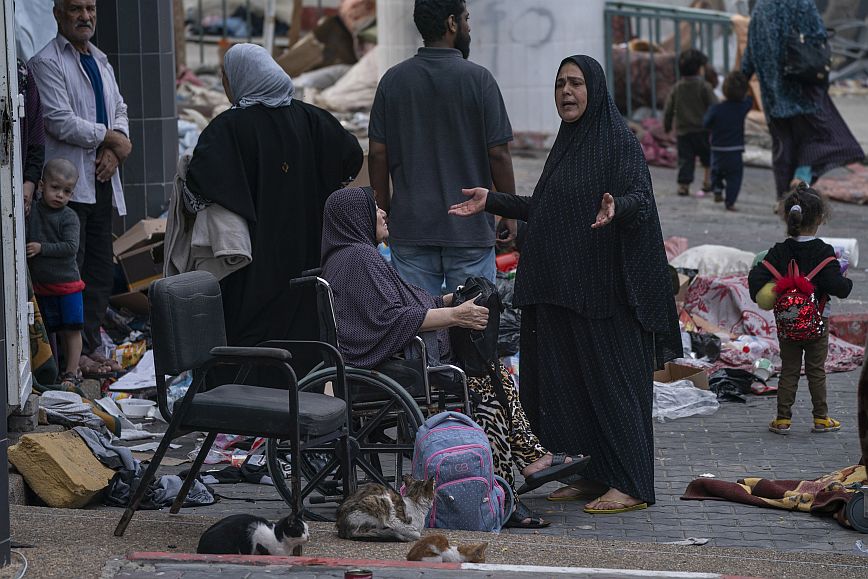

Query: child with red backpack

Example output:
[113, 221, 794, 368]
[748, 183, 853, 435]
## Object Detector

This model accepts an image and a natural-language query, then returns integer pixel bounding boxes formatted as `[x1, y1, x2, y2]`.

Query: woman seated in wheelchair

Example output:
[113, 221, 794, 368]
[320, 187, 590, 528]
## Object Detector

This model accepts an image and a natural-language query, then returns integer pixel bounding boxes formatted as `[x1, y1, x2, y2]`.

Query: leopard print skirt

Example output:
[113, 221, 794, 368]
[468, 363, 547, 490]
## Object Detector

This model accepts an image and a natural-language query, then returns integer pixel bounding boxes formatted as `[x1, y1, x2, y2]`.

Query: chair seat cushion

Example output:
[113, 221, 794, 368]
[181, 384, 346, 437]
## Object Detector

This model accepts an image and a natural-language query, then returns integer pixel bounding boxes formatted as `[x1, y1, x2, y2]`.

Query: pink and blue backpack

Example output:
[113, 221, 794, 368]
[409, 411, 513, 532]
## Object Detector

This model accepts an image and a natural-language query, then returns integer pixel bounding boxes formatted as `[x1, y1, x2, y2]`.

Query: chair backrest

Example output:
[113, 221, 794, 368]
[150, 271, 227, 376]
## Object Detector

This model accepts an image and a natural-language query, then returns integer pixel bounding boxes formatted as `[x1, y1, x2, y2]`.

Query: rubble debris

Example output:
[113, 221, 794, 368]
[8, 430, 115, 508]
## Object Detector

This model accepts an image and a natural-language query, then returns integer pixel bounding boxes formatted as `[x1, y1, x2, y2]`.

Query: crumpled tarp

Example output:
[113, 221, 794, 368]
[40, 391, 105, 432]
[73, 426, 215, 510]
[684, 274, 864, 373]
[652, 379, 719, 422]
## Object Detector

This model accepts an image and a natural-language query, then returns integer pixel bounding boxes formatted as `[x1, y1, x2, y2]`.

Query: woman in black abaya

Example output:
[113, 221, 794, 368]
[184, 44, 363, 375]
[450, 55, 680, 513]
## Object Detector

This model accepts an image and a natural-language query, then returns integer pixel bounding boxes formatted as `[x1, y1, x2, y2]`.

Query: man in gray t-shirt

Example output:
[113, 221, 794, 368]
[368, 0, 516, 295]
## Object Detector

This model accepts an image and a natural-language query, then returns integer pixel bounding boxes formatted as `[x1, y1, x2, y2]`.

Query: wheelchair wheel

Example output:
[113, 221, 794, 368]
[266, 367, 425, 510]
[848, 492, 868, 533]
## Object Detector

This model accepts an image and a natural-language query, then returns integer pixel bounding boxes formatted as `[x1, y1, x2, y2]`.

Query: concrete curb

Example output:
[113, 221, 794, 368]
[127, 552, 762, 578]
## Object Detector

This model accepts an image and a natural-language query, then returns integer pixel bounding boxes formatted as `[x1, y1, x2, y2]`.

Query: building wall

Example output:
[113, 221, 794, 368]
[377, 0, 606, 137]
[94, 0, 178, 227]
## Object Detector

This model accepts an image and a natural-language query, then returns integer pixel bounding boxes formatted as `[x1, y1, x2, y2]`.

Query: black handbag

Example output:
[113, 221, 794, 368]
[448, 277, 502, 378]
[783, 29, 831, 86]
[449, 276, 513, 418]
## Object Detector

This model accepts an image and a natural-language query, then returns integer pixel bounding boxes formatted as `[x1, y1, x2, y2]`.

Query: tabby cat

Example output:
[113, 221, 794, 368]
[336, 475, 435, 542]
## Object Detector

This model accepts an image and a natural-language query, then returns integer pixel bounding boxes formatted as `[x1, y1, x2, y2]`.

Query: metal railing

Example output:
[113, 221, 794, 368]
[604, 1, 735, 119]
[187, 0, 326, 65]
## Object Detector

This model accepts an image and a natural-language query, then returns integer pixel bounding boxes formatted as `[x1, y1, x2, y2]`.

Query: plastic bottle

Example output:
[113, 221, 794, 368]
[729, 336, 771, 360]
[681, 331, 693, 358]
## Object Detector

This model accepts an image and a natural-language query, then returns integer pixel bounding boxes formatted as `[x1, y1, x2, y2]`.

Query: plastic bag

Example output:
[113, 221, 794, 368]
[708, 368, 757, 403]
[652, 380, 719, 422]
[688, 332, 721, 362]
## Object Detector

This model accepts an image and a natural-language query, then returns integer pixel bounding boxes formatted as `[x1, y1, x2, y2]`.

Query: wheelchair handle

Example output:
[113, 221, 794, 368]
[301, 268, 323, 277]
[290, 275, 321, 288]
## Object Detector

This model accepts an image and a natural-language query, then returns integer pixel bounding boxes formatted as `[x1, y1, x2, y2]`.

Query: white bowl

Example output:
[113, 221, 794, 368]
[117, 398, 156, 418]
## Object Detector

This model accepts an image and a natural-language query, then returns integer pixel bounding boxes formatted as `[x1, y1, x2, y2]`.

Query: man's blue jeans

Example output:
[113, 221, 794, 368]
[389, 243, 496, 296]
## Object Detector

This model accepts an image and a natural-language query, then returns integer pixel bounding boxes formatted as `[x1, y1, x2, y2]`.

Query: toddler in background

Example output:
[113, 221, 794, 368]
[703, 71, 753, 211]
[664, 48, 717, 196]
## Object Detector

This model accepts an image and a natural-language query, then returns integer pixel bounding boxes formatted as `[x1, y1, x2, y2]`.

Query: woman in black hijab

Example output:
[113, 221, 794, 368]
[321, 187, 589, 527]
[450, 55, 680, 513]
[184, 45, 363, 375]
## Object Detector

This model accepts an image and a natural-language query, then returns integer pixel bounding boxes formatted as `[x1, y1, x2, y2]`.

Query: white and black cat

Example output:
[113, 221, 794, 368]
[197, 513, 309, 556]
[336, 474, 435, 542]
[406, 533, 488, 563]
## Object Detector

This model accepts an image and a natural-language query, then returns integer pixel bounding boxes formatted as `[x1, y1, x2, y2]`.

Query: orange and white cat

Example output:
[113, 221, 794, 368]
[406, 533, 488, 563]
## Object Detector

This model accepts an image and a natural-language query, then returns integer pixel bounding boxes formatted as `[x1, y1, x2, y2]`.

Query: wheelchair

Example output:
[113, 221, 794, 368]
[266, 270, 472, 517]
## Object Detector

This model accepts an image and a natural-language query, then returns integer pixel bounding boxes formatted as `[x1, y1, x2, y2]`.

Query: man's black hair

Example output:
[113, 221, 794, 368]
[678, 48, 708, 77]
[413, 0, 466, 44]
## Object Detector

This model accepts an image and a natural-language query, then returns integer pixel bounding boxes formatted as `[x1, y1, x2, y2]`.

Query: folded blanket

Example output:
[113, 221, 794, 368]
[682, 465, 867, 528]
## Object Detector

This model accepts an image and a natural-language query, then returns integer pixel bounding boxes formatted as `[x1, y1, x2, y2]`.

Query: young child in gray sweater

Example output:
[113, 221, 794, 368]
[27, 159, 83, 390]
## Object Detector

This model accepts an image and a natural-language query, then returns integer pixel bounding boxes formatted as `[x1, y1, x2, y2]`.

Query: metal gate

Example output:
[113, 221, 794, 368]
[604, 0, 735, 118]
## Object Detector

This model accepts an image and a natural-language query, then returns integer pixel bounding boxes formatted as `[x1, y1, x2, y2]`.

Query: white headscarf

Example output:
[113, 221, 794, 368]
[223, 43, 295, 109]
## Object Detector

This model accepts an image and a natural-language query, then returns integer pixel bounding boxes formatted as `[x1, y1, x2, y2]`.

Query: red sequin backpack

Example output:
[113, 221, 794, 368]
[762, 256, 835, 342]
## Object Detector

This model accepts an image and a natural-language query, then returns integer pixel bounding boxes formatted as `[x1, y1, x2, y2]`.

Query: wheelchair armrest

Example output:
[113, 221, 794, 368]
[210, 346, 293, 362]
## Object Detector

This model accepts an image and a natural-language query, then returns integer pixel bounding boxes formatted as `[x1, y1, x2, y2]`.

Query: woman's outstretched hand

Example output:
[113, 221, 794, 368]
[452, 299, 489, 331]
[448, 188, 489, 217]
[591, 192, 615, 229]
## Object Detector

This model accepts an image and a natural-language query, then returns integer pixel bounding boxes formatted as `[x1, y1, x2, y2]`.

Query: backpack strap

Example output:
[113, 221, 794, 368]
[805, 256, 837, 281]
[761, 259, 784, 280]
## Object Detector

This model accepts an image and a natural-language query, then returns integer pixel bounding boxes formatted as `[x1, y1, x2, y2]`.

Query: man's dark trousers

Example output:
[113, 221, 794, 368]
[69, 180, 114, 354]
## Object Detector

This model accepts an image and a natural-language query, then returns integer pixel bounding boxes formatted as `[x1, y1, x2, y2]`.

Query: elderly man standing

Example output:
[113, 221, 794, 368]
[30, 0, 132, 375]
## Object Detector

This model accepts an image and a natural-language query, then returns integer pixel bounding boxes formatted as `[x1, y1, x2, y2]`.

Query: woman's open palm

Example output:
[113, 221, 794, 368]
[591, 192, 615, 229]
[449, 188, 489, 217]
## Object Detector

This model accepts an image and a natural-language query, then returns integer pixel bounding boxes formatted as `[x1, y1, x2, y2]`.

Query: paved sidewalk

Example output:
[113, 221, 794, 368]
[109, 553, 755, 579]
[92, 365, 863, 553]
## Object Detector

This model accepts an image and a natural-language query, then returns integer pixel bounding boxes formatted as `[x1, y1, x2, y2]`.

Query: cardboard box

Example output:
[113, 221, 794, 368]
[674, 273, 690, 304]
[8, 431, 115, 508]
[109, 291, 150, 316]
[118, 242, 164, 292]
[113, 219, 166, 257]
[654, 361, 709, 390]
[276, 33, 325, 78]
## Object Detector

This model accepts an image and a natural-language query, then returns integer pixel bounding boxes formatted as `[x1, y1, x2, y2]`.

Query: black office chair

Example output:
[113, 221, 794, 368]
[113, 271, 353, 543]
